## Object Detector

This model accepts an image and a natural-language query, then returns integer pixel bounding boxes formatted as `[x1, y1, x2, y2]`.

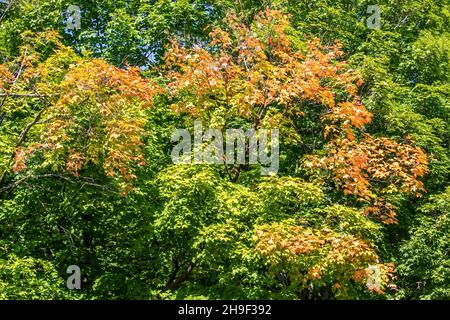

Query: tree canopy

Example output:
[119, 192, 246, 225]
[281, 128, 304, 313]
[0, 0, 448, 300]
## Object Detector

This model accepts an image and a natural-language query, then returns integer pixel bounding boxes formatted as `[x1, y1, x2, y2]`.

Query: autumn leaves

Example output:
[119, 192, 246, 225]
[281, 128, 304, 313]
[5, 45, 161, 193]
[1, 8, 428, 211]
[0, 7, 432, 297]
[164, 9, 428, 224]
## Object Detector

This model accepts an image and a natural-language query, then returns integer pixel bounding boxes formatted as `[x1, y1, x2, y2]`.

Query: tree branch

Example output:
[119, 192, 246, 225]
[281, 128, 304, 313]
[0, 0, 16, 22]
[15, 106, 45, 146]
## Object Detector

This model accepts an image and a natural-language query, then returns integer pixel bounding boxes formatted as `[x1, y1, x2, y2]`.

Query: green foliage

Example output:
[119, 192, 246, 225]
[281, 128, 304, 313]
[0, 0, 448, 301]
[397, 188, 450, 300]
[0, 254, 70, 299]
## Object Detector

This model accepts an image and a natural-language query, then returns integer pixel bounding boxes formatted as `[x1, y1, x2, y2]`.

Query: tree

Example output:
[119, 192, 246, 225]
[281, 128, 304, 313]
[0, 254, 70, 299]
[397, 187, 450, 299]
[0, 1, 447, 301]
[0, 31, 161, 195]
[161, 8, 428, 297]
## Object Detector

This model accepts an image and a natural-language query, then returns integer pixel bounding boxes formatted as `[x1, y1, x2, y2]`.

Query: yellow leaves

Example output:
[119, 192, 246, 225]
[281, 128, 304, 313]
[255, 222, 393, 294]
[10, 48, 161, 194]
[320, 91, 335, 108]
[57, 60, 160, 111]
[210, 28, 233, 48]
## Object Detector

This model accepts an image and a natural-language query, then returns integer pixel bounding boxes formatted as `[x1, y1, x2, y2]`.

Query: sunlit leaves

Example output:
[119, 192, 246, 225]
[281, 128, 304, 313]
[164, 9, 364, 129]
[0, 255, 70, 300]
[163, 8, 429, 224]
[1, 32, 162, 193]
[308, 134, 428, 223]
[255, 221, 395, 296]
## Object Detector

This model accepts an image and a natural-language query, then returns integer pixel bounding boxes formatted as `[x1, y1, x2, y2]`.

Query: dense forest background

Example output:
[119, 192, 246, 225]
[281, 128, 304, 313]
[0, 0, 448, 300]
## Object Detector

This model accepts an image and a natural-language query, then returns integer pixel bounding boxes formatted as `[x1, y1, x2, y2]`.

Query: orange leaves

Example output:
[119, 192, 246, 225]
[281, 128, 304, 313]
[255, 222, 394, 294]
[210, 27, 233, 48]
[309, 134, 428, 223]
[12, 148, 27, 174]
[308, 267, 323, 280]
[320, 91, 336, 108]
[163, 8, 430, 224]
[66, 151, 84, 177]
[364, 201, 399, 225]
[0, 64, 14, 91]
[11, 52, 161, 194]
[6, 32, 161, 195]
[41, 60, 159, 190]
[362, 137, 428, 197]
[325, 101, 373, 132]
[57, 60, 160, 109]
[164, 8, 363, 126]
